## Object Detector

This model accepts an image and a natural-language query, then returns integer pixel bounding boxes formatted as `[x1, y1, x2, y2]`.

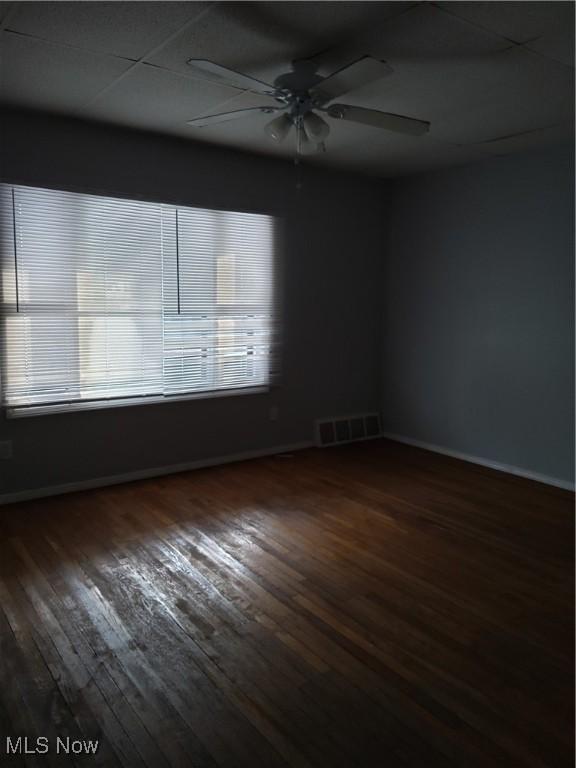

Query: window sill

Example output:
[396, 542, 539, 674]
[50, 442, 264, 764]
[6, 385, 270, 418]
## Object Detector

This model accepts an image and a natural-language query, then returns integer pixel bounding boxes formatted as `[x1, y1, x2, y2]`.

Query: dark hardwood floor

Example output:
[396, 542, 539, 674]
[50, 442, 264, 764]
[0, 439, 573, 767]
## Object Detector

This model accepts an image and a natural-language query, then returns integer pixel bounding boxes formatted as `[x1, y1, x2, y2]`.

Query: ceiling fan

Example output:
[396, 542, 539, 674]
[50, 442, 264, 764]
[185, 57, 431, 154]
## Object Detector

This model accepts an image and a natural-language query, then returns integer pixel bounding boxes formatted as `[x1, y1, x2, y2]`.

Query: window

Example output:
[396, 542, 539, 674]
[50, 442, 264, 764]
[0, 184, 278, 416]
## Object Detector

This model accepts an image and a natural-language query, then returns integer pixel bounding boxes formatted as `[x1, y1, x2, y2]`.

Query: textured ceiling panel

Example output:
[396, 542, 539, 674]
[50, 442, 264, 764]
[341, 45, 574, 145]
[474, 121, 575, 157]
[232, 0, 418, 76]
[0, 2, 14, 25]
[357, 3, 510, 67]
[85, 63, 246, 131]
[6, 1, 209, 60]
[525, 27, 575, 69]
[0, 1, 572, 178]
[146, 3, 312, 85]
[0, 31, 133, 111]
[437, 1, 575, 45]
[310, 132, 488, 177]
[146, 1, 416, 87]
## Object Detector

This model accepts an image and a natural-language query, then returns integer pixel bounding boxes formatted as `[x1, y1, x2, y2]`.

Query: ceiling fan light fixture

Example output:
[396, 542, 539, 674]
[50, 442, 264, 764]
[299, 134, 326, 156]
[303, 112, 330, 142]
[265, 114, 292, 143]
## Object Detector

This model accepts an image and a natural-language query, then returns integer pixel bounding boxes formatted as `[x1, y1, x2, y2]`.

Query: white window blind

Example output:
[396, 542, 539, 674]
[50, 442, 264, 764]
[0, 184, 278, 416]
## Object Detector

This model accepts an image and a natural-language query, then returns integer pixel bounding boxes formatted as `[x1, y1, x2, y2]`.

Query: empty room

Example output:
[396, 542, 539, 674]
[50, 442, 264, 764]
[0, 1, 574, 766]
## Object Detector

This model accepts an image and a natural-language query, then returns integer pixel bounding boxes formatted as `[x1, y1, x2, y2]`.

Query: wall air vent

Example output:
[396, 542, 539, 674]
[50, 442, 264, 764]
[315, 413, 382, 448]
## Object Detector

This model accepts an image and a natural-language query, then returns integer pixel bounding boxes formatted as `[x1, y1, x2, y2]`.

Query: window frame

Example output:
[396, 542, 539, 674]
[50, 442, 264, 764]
[0, 181, 281, 418]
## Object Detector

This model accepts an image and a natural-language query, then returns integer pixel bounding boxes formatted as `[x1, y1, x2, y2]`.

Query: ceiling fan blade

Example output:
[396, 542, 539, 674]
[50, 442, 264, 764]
[310, 57, 393, 105]
[186, 59, 276, 95]
[294, 48, 363, 79]
[187, 106, 283, 128]
[326, 104, 430, 136]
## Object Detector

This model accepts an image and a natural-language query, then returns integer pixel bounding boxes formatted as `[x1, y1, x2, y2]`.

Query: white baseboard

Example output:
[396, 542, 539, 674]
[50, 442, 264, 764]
[0, 441, 314, 505]
[382, 432, 575, 492]
[3, 434, 572, 505]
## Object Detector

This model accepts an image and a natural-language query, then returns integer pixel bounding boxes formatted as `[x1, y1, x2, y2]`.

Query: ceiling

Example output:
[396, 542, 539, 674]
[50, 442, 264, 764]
[0, 1, 574, 178]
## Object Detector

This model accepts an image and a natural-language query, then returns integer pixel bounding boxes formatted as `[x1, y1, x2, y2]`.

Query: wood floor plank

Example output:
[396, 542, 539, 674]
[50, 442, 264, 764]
[0, 439, 572, 767]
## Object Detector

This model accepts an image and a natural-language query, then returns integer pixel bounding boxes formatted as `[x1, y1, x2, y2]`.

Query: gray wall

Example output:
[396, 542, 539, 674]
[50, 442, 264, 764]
[0, 109, 383, 495]
[1, 110, 573, 496]
[381, 146, 575, 485]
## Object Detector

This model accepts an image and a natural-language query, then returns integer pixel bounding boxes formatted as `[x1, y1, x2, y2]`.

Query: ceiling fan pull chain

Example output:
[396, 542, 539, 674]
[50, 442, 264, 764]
[294, 119, 304, 191]
[295, 160, 303, 191]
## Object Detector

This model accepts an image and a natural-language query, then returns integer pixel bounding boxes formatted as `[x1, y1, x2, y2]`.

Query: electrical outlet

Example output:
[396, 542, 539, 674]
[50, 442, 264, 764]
[0, 441, 12, 459]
